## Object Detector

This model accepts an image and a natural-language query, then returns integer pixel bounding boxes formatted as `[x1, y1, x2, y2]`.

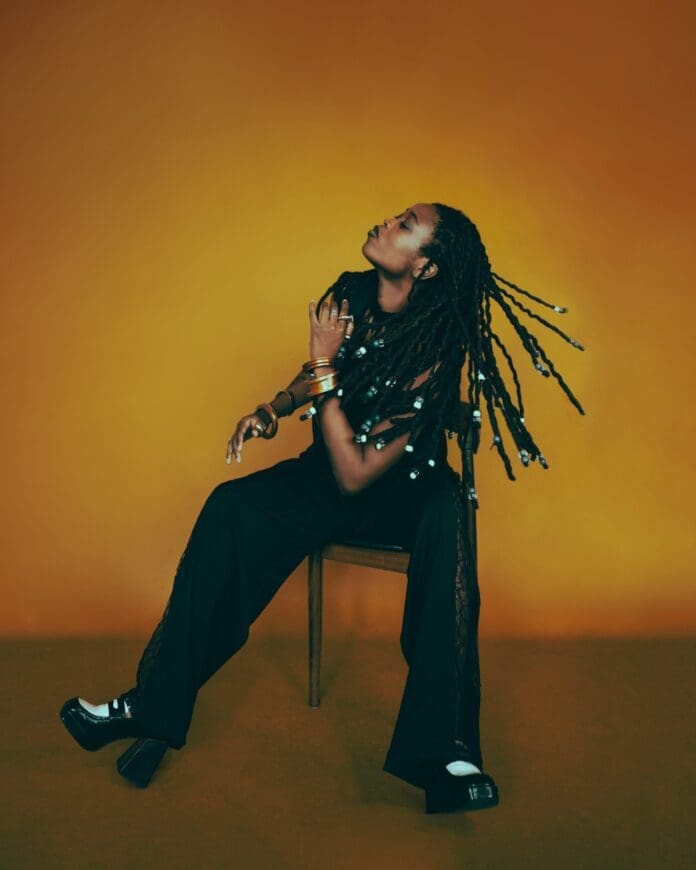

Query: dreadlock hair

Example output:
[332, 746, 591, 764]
[312, 202, 586, 510]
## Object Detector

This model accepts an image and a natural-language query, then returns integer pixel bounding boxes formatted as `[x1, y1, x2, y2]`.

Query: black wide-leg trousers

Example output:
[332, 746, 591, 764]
[127, 446, 484, 790]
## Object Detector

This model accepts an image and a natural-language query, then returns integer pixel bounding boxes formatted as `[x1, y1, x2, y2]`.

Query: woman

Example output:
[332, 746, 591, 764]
[60, 202, 585, 814]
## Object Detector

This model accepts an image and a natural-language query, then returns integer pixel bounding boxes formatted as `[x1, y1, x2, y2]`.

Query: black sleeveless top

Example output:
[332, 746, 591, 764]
[299, 270, 448, 483]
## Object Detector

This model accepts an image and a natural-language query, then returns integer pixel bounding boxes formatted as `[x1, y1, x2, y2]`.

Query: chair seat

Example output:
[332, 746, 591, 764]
[329, 535, 409, 553]
[319, 537, 412, 574]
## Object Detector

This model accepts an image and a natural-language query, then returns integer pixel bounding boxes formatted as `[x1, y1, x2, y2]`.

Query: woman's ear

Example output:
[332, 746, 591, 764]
[414, 260, 438, 280]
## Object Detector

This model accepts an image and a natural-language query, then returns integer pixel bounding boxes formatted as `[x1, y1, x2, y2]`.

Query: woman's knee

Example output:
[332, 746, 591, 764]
[205, 479, 242, 507]
[196, 480, 246, 529]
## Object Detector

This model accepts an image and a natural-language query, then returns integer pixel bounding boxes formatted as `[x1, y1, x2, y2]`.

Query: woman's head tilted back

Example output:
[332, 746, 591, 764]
[360, 203, 493, 347]
[316, 201, 586, 505]
[361, 203, 440, 292]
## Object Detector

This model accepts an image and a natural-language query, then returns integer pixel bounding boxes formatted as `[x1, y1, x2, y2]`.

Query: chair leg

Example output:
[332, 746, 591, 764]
[308, 550, 323, 708]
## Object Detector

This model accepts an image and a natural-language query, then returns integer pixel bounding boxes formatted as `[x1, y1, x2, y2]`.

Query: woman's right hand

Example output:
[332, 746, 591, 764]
[225, 412, 268, 464]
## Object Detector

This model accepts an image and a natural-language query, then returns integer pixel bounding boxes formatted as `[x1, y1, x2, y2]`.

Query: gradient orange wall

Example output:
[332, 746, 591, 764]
[2, 1, 694, 637]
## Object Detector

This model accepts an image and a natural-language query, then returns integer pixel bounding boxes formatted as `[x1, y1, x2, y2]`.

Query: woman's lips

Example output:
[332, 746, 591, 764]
[367, 225, 380, 238]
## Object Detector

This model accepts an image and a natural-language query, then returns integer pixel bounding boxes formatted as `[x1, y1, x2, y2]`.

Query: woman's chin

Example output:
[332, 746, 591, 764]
[361, 241, 377, 263]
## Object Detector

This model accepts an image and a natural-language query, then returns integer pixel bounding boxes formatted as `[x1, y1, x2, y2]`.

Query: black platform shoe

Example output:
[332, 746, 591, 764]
[423, 766, 500, 814]
[59, 692, 143, 751]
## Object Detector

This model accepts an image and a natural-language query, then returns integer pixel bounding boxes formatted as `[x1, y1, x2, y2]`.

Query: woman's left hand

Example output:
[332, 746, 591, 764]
[308, 297, 353, 359]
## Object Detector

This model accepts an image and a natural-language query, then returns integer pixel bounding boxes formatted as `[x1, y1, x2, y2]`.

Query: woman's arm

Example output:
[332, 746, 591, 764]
[265, 367, 315, 418]
[316, 365, 435, 496]
[314, 394, 365, 496]
[229, 366, 315, 462]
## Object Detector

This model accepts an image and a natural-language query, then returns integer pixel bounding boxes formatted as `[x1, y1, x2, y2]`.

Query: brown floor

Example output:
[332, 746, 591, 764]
[0, 635, 693, 869]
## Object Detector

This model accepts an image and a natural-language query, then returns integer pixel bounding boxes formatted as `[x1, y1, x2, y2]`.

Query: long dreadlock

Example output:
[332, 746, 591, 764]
[311, 202, 586, 510]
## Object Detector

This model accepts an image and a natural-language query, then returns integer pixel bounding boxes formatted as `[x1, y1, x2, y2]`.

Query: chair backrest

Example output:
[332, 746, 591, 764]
[448, 399, 478, 446]
[455, 400, 479, 572]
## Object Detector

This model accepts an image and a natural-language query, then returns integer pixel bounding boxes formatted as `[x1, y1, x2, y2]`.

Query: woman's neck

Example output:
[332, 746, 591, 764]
[374, 271, 410, 315]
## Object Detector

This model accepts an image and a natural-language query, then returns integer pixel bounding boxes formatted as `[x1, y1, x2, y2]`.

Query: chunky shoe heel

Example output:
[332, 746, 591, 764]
[117, 737, 169, 788]
[423, 769, 500, 814]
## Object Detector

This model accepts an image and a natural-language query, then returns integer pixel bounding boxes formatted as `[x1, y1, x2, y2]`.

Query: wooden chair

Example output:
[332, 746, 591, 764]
[307, 401, 479, 707]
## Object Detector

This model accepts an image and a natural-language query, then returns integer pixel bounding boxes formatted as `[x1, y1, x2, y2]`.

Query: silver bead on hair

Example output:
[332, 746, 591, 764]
[569, 338, 584, 350]
[354, 346, 367, 358]
[409, 467, 421, 480]
[553, 305, 567, 313]
[412, 395, 424, 410]
[375, 437, 386, 450]
[372, 337, 385, 348]
[427, 458, 436, 467]
[533, 358, 550, 376]
[472, 409, 482, 424]
[405, 443, 414, 453]
[518, 449, 530, 466]
[538, 453, 549, 469]
[337, 387, 344, 397]
[476, 370, 486, 381]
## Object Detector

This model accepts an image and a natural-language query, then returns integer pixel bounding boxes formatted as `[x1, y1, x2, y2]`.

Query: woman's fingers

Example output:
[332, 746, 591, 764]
[225, 416, 266, 464]
[323, 299, 336, 323]
[308, 299, 331, 325]
[236, 420, 252, 455]
[309, 297, 347, 328]
[225, 433, 238, 464]
[337, 298, 353, 338]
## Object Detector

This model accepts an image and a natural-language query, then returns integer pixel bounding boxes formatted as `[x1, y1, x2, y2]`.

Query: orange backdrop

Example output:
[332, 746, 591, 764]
[1, 0, 694, 637]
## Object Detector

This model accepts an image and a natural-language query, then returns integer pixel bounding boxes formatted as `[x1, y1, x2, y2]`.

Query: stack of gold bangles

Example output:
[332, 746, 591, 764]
[253, 357, 340, 436]
[299, 356, 340, 420]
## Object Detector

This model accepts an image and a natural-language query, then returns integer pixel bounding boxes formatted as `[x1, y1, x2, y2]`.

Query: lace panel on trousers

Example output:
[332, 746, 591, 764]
[131, 544, 188, 704]
[449, 471, 482, 759]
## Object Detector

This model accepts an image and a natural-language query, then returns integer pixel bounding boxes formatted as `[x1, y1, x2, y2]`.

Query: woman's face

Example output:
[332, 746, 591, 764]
[361, 202, 439, 278]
